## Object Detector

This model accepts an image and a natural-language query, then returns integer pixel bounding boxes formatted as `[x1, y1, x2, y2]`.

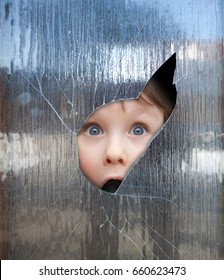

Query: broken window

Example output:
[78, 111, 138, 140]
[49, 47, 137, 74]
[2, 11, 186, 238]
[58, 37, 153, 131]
[0, 0, 223, 259]
[77, 54, 177, 193]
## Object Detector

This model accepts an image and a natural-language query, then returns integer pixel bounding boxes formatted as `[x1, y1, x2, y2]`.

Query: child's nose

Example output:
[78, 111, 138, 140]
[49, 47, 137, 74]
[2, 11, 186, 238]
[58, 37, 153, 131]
[103, 139, 127, 165]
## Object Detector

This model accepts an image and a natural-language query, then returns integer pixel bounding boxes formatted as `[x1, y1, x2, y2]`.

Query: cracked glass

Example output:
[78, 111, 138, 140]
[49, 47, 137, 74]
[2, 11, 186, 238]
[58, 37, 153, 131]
[0, 0, 223, 259]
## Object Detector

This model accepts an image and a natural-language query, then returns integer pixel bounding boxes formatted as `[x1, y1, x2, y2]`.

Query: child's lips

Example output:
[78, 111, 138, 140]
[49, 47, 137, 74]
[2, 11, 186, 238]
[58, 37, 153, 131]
[101, 176, 123, 193]
[102, 176, 123, 186]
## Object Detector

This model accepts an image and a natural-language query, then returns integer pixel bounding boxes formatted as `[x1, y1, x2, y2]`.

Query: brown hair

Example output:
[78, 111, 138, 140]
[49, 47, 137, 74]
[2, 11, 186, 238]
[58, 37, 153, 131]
[140, 81, 175, 122]
[119, 81, 174, 123]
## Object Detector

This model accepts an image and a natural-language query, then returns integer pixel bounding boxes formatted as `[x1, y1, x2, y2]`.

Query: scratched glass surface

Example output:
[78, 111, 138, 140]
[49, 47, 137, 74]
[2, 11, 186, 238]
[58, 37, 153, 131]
[0, 0, 223, 259]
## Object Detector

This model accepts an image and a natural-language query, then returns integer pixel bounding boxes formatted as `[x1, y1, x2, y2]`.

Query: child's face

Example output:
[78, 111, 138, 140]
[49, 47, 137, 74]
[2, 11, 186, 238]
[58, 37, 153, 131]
[77, 94, 164, 190]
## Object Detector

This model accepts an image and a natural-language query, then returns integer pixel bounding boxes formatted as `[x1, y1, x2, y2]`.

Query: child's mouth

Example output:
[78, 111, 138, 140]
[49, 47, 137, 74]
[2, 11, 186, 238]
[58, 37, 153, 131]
[102, 179, 122, 193]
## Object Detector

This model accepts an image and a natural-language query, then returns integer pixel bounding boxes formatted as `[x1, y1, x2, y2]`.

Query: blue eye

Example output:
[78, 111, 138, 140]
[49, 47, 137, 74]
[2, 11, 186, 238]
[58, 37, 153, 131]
[87, 125, 102, 135]
[130, 125, 146, 135]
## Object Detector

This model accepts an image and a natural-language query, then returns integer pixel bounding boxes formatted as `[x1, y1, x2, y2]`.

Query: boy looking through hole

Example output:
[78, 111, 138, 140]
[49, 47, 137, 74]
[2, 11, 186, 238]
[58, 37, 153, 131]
[77, 54, 177, 193]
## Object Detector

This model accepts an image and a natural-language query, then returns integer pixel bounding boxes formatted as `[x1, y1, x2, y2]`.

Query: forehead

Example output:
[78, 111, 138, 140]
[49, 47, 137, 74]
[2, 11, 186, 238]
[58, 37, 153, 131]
[86, 97, 164, 121]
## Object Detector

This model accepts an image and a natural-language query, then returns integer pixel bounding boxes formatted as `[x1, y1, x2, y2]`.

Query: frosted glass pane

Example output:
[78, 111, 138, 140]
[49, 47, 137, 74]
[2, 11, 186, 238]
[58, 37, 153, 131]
[0, 0, 223, 259]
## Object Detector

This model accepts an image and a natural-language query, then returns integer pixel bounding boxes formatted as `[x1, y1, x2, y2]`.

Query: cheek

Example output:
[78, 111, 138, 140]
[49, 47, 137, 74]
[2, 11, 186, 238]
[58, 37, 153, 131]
[127, 137, 151, 162]
[79, 151, 97, 183]
[77, 140, 100, 177]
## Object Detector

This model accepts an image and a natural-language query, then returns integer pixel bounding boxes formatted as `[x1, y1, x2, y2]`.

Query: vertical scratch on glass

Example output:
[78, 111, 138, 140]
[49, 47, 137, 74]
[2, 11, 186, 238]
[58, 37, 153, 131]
[19, 71, 76, 135]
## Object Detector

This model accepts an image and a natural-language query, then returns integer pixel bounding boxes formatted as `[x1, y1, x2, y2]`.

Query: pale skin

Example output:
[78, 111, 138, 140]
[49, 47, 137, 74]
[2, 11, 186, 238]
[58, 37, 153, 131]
[77, 92, 164, 190]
